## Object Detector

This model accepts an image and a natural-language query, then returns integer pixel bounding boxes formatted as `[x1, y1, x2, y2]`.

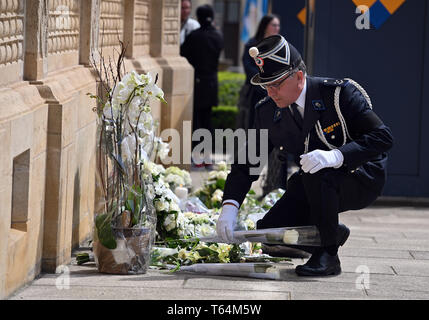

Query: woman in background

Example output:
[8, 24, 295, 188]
[242, 14, 281, 129]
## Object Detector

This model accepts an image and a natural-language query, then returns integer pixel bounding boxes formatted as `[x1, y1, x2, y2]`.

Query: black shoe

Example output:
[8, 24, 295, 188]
[295, 249, 341, 276]
[337, 223, 350, 247]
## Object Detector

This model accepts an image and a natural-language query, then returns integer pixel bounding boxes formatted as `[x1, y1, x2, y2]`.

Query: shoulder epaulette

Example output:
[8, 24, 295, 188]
[254, 96, 271, 109]
[322, 78, 349, 87]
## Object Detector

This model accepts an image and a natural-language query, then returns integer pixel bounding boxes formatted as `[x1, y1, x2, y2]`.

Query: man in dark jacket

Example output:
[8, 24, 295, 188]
[216, 35, 394, 276]
[180, 4, 224, 165]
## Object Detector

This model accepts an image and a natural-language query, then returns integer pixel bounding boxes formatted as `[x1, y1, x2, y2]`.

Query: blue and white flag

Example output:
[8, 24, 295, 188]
[241, 0, 269, 43]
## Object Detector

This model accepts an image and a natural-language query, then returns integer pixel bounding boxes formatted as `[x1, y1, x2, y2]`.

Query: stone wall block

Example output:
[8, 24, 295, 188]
[10, 112, 33, 158]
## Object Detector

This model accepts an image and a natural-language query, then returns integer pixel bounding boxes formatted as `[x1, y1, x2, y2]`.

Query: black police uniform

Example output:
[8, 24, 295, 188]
[223, 76, 394, 250]
[220, 34, 393, 275]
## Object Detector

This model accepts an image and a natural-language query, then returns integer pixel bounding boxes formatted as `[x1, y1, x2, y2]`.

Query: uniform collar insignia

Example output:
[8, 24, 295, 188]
[273, 107, 283, 122]
[312, 99, 325, 111]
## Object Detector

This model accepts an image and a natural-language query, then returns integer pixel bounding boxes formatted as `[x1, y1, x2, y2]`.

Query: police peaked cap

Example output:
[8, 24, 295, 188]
[249, 35, 303, 85]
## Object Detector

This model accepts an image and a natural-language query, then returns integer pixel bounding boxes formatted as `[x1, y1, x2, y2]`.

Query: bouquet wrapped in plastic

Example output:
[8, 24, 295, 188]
[169, 262, 291, 280]
[90, 42, 167, 274]
[192, 226, 321, 246]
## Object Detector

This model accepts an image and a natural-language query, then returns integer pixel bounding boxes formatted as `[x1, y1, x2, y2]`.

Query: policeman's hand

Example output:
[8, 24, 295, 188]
[300, 149, 344, 174]
[216, 204, 238, 243]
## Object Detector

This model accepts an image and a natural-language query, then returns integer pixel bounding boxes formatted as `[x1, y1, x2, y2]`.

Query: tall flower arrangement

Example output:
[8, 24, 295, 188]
[89, 43, 167, 257]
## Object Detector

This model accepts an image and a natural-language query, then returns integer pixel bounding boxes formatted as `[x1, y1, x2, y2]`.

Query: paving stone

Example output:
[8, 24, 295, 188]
[291, 292, 367, 300]
[10, 285, 290, 300]
[402, 230, 429, 240]
[183, 270, 377, 297]
[340, 247, 412, 259]
[30, 268, 186, 289]
[341, 256, 429, 277]
[340, 257, 396, 275]
[410, 251, 429, 260]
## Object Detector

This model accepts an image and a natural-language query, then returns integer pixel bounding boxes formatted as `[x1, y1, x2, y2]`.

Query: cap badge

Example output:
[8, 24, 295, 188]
[254, 57, 264, 72]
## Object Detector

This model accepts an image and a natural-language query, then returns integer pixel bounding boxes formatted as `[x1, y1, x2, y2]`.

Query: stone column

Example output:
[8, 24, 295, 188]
[23, 0, 97, 273]
[23, 0, 48, 81]
[150, 0, 194, 169]
[79, 0, 100, 66]
[0, 0, 52, 298]
[122, 0, 163, 129]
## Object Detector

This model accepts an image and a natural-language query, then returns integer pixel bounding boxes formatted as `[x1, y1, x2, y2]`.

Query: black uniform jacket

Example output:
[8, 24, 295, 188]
[223, 76, 394, 205]
[181, 25, 224, 109]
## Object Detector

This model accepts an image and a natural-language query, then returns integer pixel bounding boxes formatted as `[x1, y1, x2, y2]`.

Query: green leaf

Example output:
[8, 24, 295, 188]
[216, 178, 226, 190]
[95, 213, 117, 249]
[76, 253, 90, 265]
[196, 247, 218, 257]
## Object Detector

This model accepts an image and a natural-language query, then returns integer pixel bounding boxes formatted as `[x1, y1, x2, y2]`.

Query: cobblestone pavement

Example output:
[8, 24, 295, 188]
[8, 168, 429, 300]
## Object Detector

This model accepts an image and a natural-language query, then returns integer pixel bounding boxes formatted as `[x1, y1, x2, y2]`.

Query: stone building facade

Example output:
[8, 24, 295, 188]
[0, 0, 193, 299]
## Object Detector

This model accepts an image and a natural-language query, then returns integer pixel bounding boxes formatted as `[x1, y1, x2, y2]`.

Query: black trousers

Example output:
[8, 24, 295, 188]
[256, 168, 379, 248]
[192, 107, 212, 150]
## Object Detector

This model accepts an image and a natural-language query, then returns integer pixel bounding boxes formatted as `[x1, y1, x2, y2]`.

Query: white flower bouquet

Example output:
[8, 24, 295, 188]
[193, 161, 229, 209]
[163, 166, 192, 190]
[170, 262, 288, 280]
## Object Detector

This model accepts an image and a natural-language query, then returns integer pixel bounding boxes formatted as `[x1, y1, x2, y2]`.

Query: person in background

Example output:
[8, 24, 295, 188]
[181, 4, 224, 168]
[180, 0, 200, 46]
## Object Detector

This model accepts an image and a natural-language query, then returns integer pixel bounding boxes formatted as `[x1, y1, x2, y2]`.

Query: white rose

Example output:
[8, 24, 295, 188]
[211, 189, 223, 203]
[184, 211, 195, 219]
[153, 164, 165, 176]
[163, 213, 177, 232]
[200, 225, 215, 237]
[244, 218, 255, 230]
[208, 171, 218, 180]
[155, 199, 169, 212]
[217, 171, 228, 180]
[146, 184, 155, 200]
[178, 248, 188, 260]
[183, 171, 192, 186]
[217, 161, 227, 171]
[283, 230, 299, 244]
[169, 201, 180, 213]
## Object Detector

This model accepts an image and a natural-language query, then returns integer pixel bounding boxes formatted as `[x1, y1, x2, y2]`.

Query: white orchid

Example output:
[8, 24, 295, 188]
[154, 137, 170, 160]
[103, 101, 119, 120]
[121, 135, 137, 163]
[144, 82, 166, 103]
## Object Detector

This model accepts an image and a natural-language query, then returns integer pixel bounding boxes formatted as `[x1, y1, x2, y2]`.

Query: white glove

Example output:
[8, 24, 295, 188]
[216, 203, 238, 243]
[300, 149, 344, 174]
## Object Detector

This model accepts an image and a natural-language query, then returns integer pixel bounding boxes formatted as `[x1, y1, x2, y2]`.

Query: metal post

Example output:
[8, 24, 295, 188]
[304, 0, 315, 75]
